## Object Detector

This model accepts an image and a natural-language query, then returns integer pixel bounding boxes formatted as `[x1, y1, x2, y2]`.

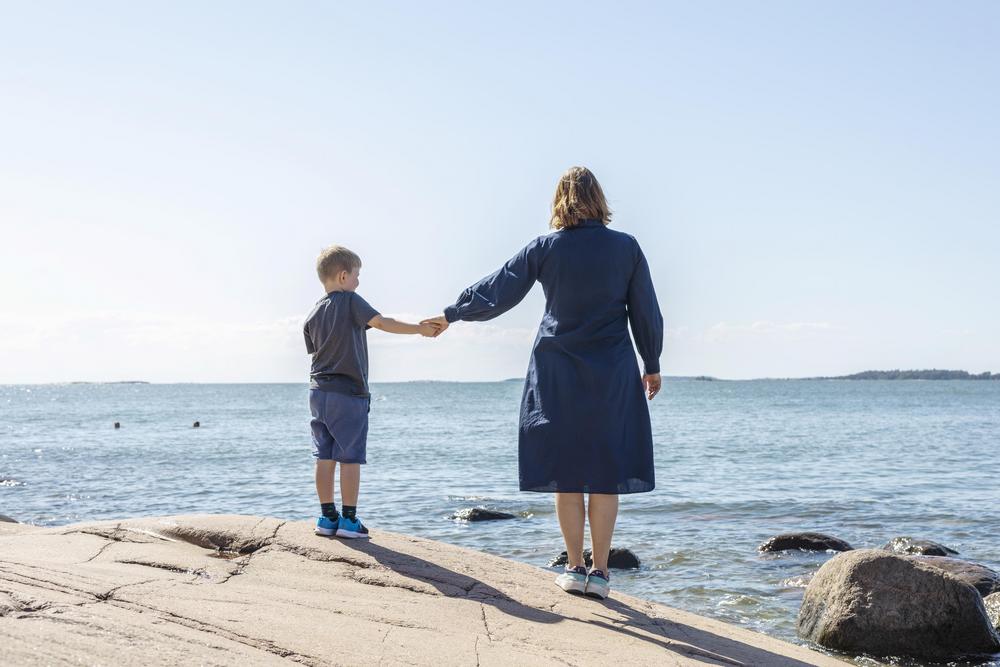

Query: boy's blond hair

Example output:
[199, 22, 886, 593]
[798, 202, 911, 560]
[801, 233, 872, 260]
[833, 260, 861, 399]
[550, 166, 612, 230]
[316, 245, 362, 282]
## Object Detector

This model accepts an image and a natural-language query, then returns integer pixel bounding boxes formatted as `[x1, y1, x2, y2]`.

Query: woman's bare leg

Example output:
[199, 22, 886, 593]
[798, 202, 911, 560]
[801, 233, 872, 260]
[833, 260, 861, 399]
[587, 493, 619, 571]
[555, 493, 586, 568]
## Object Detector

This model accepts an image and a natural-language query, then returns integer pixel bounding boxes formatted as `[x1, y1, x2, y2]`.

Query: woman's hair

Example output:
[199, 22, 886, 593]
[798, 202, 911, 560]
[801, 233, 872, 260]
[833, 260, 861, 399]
[316, 244, 362, 282]
[549, 166, 612, 230]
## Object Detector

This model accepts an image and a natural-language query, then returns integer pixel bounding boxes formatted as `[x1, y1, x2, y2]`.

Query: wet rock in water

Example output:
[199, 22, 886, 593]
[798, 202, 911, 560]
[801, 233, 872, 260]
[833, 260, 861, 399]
[0, 514, 18, 524]
[192, 421, 200, 428]
[451, 508, 516, 522]
[985, 593, 1000, 631]
[113, 422, 120, 429]
[881, 536, 959, 557]
[797, 549, 1000, 661]
[759, 532, 853, 553]
[911, 556, 1000, 597]
[549, 548, 641, 570]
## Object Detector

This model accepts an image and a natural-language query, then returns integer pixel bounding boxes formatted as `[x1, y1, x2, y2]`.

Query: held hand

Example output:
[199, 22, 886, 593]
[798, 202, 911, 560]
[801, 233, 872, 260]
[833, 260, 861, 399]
[418, 322, 440, 338]
[420, 315, 449, 338]
[643, 373, 662, 400]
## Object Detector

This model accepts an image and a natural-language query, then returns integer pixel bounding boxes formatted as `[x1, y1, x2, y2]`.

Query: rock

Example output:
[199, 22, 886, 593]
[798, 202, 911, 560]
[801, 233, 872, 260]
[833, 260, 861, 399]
[113, 422, 120, 429]
[549, 548, 641, 570]
[192, 421, 200, 428]
[797, 549, 1000, 661]
[881, 536, 958, 556]
[0, 514, 17, 524]
[985, 593, 1000, 631]
[758, 532, 853, 553]
[0, 514, 844, 666]
[450, 508, 516, 522]
[911, 556, 1000, 597]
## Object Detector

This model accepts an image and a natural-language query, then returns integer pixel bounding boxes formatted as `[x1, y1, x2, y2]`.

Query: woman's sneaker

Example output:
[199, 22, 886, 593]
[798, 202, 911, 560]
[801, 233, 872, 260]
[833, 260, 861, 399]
[336, 516, 370, 539]
[315, 516, 338, 536]
[555, 565, 588, 595]
[585, 569, 611, 600]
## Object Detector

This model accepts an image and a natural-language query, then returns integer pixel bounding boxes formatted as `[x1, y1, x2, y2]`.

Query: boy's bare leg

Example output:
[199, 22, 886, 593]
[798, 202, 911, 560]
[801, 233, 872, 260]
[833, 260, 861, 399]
[315, 460, 336, 504]
[339, 463, 361, 507]
[555, 493, 586, 568]
[587, 493, 619, 572]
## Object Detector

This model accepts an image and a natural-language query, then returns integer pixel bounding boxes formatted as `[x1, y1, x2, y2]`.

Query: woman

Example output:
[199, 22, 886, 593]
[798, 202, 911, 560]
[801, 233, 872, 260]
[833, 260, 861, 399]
[426, 166, 663, 600]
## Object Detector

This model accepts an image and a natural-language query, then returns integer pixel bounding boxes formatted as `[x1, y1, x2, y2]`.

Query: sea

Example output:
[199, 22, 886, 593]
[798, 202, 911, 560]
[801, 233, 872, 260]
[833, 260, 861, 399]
[2, 380, 998, 666]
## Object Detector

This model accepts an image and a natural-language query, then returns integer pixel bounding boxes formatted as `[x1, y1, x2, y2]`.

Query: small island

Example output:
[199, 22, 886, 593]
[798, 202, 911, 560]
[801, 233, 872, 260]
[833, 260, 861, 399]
[814, 369, 999, 381]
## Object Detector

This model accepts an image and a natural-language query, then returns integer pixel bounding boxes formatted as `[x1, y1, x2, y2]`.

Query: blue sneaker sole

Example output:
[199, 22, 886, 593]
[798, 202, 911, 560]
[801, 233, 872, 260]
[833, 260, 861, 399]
[335, 528, 370, 539]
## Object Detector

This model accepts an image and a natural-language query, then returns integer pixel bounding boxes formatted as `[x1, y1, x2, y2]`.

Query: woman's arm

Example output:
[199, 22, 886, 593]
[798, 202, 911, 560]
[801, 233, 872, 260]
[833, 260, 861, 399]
[441, 239, 542, 324]
[626, 243, 664, 398]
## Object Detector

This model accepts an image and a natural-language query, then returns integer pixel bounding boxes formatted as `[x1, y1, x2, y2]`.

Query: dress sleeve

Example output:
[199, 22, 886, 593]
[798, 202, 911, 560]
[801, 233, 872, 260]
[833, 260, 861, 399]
[444, 240, 541, 323]
[350, 293, 381, 329]
[626, 243, 664, 374]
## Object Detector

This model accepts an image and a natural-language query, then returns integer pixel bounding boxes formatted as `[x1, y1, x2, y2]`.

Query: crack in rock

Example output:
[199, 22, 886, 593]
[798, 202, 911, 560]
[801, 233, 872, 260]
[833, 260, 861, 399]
[271, 541, 376, 570]
[103, 598, 326, 666]
[0, 564, 102, 600]
[480, 603, 494, 642]
[0, 591, 51, 617]
[116, 560, 212, 579]
[348, 571, 443, 597]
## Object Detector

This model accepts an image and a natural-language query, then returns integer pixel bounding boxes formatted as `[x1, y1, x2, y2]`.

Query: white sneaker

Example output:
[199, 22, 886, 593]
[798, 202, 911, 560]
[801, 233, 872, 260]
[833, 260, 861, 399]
[585, 569, 611, 600]
[555, 565, 588, 595]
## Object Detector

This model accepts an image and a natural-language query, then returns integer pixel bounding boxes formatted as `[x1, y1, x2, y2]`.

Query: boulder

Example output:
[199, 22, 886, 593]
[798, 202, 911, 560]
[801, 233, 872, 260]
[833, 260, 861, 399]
[985, 593, 1000, 631]
[797, 549, 1000, 660]
[912, 556, 1000, 597]
[451, 508, 516, 522]
[0, 514, 17, 524]
[549, 548, 641, 570]
[758, 532, 852, 553]
[881, 536, 958, 557]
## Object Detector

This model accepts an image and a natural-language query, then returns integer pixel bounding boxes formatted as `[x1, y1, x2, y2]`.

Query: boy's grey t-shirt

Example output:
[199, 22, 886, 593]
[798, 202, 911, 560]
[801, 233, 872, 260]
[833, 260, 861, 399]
[303, 291, 380, 397]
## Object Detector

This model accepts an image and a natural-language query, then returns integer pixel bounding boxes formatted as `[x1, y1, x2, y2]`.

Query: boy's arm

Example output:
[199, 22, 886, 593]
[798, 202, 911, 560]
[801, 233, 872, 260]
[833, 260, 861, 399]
[368, 315, 440, 337]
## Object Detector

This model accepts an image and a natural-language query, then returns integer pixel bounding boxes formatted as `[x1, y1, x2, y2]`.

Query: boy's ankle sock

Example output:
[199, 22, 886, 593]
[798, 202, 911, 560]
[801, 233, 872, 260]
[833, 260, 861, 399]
[342, 505, 357, 521]
[321, 503, 340, 520]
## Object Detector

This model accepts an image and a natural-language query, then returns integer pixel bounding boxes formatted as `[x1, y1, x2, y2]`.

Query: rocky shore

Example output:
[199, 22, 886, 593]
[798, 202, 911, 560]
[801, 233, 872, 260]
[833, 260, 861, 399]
[0, 515, 844, 666]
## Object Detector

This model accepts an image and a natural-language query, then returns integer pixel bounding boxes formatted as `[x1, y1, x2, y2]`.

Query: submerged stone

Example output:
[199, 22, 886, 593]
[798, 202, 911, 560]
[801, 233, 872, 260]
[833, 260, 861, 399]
[549, 547, 641, 570]
[881, 536, 958, 557]
[451, 508, 516, 522]
[759, 532, 853, 553]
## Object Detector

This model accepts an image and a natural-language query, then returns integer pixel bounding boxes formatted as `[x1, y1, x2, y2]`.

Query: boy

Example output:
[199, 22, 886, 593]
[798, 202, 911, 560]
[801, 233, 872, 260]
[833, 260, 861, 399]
[304, 245, 439, 538]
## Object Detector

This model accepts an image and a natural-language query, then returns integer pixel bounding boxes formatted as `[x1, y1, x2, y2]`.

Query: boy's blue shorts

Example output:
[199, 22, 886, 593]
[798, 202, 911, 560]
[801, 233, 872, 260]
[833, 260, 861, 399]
[309, 389, 369, 463]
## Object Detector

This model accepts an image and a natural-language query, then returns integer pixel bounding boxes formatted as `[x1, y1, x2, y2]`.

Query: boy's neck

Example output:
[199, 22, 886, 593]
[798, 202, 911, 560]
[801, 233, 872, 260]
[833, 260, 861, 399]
[323, 281, 350, 294]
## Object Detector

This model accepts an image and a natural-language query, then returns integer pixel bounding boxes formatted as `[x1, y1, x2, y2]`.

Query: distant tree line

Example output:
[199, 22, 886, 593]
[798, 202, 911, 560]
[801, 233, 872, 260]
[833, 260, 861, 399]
[822, 370, 999, 380]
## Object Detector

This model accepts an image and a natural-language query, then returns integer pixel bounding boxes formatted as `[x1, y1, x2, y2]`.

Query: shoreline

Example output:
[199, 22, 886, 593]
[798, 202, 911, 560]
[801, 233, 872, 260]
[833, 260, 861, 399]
[0, 514, 846, 665]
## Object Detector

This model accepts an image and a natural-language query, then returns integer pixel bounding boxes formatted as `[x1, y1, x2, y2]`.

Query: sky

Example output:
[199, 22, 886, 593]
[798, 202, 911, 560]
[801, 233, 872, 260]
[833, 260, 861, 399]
[1, 1, 998, 382]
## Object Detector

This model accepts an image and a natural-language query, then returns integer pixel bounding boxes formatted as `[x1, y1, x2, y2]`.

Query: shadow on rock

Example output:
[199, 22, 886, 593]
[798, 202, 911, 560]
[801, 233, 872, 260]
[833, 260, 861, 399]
[338, 538, 562, 625]
[591, 598, 825, 667]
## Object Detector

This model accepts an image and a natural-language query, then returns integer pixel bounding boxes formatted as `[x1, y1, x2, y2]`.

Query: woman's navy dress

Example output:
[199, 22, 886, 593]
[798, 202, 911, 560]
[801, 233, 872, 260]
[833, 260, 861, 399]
[444, 219, 663, 494]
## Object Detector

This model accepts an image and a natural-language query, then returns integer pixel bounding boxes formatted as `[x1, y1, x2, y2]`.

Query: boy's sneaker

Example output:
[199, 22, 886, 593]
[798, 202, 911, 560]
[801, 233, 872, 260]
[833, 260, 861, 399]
[585, 569, 611, 600]
[336, 516, 370, 539]
[315, 516, 338, 536]
[555, 565, 588, 595]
